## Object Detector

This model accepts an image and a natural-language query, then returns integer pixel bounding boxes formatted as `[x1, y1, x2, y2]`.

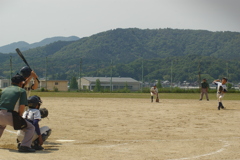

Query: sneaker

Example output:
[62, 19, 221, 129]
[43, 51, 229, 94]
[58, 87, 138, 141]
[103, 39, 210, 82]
[32, 145, 44, 150]
[207, 99, 209, 101]
[18, 146, 35, 152]
[199, 99, 202, 101]
[17, 143, 21, 149]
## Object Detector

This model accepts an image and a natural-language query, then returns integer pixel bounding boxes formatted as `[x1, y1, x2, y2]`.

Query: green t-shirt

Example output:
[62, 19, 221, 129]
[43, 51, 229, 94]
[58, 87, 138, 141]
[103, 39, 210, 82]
[201, 82, 209, 89]
[0, 85, 28, 111]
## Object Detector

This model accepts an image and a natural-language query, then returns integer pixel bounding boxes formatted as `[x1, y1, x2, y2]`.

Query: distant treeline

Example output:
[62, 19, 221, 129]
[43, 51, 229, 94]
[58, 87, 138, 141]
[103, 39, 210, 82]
[0, 28, 239, 83]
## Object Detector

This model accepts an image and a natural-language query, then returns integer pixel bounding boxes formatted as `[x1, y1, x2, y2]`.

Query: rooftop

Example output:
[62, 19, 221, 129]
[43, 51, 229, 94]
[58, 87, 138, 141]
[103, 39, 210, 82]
[82, 77, 139, 83]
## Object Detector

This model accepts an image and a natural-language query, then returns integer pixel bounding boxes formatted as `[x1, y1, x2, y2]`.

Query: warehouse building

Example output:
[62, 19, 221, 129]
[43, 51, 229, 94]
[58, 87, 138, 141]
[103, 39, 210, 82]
[0, 78, 10, 89]
[78, 77, 140, 91]
[39, 80, 68, 91]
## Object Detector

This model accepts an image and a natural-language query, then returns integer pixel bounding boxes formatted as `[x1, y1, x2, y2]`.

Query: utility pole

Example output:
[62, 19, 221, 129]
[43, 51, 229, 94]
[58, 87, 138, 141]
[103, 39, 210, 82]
[79, 58, 82, 90]
[198, 60, 201, 89]
[226, 62, 229, 78]
[171, 60, 173, 89]
[110, 60, 113, 92]
[45, 56, 48, 90]
[141, 59, 144, 92]
[9, 56, 13, 85]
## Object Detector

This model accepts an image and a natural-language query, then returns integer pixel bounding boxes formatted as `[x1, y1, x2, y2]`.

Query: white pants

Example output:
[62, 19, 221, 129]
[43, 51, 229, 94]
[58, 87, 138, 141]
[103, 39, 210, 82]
[151, 92, 158, 96]
[217, 93, 224, 102]
[17, 126, 51, 142]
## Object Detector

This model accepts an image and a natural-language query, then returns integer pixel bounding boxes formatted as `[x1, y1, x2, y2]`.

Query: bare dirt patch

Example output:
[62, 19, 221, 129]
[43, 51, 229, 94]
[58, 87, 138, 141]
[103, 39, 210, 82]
[0, 97, 240, 160]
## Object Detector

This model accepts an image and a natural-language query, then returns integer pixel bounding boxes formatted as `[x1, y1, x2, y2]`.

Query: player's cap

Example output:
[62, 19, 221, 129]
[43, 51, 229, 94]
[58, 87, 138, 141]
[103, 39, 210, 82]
[11, 73, 25, 84]
[203, 78, 206, 80]
[222, 77, 228, 81]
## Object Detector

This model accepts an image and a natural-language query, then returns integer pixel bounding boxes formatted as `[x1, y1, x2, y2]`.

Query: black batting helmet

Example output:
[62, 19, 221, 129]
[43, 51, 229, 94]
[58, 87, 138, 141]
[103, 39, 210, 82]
[28, 95, 42, 108]
[20, 66, 32, 78]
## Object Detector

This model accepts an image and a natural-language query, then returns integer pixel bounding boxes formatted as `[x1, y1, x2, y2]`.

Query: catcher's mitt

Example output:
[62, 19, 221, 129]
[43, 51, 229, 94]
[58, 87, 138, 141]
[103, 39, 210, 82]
[40, 108, 48, 118]
[218, 86, 223, 93]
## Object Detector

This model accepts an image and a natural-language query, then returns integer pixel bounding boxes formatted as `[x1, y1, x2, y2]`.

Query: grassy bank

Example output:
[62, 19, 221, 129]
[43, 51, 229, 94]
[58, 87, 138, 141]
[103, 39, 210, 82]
[32, 91, 240, 100]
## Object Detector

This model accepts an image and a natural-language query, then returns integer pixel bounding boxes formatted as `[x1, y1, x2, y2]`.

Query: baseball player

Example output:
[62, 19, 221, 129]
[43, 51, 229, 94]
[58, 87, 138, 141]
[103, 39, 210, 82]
[150, 84, 159, 102]
[0, 74, 35, 152]
[20, 66, 39, 97]
[17, 95, 51, 150]
[199, 78, 209, 101]
[213, 77, 228, 110]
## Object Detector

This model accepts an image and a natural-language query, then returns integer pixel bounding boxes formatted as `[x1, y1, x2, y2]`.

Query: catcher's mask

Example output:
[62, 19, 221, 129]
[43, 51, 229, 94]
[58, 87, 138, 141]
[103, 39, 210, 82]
[20, 66, 32, 78]
[28, 95, 42, 109]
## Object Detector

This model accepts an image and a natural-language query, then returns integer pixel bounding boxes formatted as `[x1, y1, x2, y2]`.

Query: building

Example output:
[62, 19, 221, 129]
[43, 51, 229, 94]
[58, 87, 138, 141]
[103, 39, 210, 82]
[78, 77, 140, 91]
[0, 79, 10, 88]
[39, 80, 68, 91]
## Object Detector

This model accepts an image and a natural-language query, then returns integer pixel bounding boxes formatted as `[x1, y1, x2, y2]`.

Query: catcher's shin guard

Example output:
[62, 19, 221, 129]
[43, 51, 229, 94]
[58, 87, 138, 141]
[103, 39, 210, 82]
[151, 96, 153, 102]
[42, 129, 52, 142]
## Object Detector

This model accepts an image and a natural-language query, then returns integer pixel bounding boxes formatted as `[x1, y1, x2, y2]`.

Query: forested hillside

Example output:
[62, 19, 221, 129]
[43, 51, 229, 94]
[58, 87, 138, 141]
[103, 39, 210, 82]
[0, 28, 239, 83]
[0, 36, 80, 53]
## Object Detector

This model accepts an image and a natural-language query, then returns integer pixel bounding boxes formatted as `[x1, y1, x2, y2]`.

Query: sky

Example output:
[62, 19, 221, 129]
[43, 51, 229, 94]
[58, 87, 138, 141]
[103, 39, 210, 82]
[0, 0, 240, 47]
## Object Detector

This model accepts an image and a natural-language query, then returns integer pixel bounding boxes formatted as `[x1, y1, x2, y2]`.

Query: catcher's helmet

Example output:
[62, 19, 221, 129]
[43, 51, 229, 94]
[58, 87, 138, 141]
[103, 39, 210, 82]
[28, 95, 42, 108]
[20, 66, 32, 78]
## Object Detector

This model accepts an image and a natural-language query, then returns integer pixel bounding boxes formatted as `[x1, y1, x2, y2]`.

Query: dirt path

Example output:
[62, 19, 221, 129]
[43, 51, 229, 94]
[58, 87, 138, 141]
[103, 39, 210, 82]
[0, 97, 240, 160]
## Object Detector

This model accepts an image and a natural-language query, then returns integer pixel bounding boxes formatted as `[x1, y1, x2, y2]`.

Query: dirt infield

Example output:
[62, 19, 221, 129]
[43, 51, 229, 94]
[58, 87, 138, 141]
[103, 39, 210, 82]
[0, 97, 240, 160]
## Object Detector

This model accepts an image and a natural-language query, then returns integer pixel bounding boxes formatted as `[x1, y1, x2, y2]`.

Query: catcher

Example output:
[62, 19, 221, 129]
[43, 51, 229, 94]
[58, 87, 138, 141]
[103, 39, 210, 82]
[17, 95, 51, 150]
[213, 77, 228, 110]
[150, 84, 159, 102]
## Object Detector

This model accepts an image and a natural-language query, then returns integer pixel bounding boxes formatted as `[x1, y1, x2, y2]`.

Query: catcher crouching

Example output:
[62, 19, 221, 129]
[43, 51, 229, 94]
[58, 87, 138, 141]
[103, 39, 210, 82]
[17, 95, 51, 150]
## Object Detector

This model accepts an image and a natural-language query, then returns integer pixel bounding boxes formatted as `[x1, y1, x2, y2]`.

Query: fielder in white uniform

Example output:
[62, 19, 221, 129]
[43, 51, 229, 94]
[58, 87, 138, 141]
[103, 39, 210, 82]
[213, 77, 228, 110]
[150, 85, 158, 102]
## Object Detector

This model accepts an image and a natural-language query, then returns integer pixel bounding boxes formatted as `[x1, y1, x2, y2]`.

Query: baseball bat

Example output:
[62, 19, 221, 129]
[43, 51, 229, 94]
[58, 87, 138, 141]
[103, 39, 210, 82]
[15, 48, 40, 83]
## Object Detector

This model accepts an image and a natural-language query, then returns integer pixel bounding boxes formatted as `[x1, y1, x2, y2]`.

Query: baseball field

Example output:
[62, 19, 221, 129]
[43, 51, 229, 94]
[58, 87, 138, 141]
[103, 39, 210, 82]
[0, 93, 239, 160]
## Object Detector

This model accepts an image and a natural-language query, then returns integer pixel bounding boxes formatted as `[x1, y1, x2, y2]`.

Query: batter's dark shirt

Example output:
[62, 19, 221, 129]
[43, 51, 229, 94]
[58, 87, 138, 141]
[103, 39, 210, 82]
[201, 82, 209, 89]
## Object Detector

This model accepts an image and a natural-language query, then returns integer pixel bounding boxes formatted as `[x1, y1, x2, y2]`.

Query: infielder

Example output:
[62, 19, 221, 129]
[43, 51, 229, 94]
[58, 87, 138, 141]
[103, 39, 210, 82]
[150, 84, 159, 102]
[199, 78, 209, 101]
[213, 77, 228, 110]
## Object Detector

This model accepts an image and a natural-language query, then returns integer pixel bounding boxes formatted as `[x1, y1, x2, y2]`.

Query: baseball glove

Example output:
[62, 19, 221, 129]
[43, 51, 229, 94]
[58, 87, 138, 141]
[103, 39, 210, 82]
[218, 86, 223, 93]
[156, 97, 159, 102]
[40, 108, 48, 118]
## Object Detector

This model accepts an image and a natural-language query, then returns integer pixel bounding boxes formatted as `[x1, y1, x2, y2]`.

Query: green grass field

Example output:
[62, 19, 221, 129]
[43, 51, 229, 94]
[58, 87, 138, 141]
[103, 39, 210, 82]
[32, 91, 240, 100]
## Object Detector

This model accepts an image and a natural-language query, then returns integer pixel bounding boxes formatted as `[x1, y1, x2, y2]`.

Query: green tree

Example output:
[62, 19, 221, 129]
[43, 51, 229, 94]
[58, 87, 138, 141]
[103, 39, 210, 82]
[227, 83, 232, 90]
[70, 76, 78, 90]
[94, 79, 101, 92]
[157, 79, 162, 88]
[123, 82, 130, 93]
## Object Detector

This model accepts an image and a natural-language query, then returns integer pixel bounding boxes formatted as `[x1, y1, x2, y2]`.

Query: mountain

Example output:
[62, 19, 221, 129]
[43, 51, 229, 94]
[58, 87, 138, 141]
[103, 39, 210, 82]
[0, 36, 80, 53]
[0, 28, 239, 83]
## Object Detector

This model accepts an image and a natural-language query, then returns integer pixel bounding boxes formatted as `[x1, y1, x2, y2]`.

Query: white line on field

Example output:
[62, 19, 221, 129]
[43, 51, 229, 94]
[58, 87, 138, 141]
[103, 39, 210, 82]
[3, 130, 233, 159]
[5, 129, 17, 134]
[56, 140, 76, 142]
[166, 140, 230, 160]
